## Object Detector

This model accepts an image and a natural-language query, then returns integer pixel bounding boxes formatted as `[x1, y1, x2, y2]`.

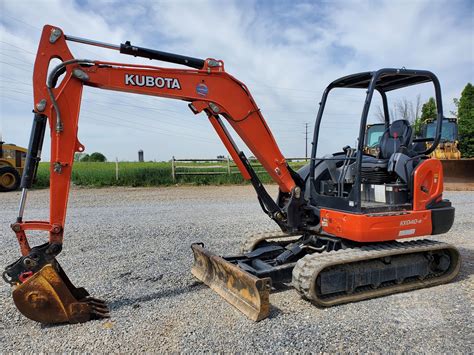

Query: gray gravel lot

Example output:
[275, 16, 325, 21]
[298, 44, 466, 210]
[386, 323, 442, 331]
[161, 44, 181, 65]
[0, 186, 473, 352]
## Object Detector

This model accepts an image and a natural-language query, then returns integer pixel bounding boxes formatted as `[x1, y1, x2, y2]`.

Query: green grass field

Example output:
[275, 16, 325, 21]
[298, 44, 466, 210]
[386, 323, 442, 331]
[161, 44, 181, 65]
[35, 160, 309, 188]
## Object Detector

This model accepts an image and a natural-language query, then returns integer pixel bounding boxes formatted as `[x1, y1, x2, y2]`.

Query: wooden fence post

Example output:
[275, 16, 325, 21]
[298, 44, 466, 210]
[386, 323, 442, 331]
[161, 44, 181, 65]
[171, 156, 176, 182]
[115, 158, 119, 181]
[227, 157, 231, 175]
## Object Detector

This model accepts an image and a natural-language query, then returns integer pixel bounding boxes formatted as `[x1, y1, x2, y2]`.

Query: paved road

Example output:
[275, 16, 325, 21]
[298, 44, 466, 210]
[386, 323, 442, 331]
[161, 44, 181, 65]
[1, 186, 472, 352]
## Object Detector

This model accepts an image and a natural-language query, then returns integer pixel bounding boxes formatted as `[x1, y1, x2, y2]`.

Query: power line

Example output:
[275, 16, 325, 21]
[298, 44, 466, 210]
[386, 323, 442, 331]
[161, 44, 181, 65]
[80, 115, 218, 145]
[0, 92, 220, 146]
[0, 60, 31, 72]
[0, 91, 216, 143]
[1, 12, 42, 31]
[0, 40, 36, 55]
[0, 52, 34, 66]
[0, 85, 217, 136]
[81, 107, 215, 142]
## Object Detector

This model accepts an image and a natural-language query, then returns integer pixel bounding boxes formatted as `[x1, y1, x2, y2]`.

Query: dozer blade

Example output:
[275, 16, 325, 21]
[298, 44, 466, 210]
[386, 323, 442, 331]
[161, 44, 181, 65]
[191, 243, 271, 322]
[12, 263, 109, 324]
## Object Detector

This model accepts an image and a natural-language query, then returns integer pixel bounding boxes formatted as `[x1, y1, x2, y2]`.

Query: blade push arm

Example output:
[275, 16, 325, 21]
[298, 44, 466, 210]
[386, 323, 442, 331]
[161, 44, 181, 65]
[13, 25, 298, 255]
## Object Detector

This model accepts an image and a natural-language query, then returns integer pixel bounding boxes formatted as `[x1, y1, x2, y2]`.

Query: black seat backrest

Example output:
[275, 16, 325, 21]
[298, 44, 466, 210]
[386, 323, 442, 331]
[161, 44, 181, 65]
[379, 120, 413, 159]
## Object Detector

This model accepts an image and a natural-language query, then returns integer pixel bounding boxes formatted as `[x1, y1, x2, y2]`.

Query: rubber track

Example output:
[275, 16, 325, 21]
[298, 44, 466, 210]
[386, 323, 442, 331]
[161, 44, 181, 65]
[292, 239, 461, 307]
[240, 230, 302, 253]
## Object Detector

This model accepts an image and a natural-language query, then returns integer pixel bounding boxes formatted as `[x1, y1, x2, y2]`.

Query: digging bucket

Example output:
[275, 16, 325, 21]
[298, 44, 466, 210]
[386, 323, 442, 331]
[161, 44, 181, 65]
[12, 262, 109, 324]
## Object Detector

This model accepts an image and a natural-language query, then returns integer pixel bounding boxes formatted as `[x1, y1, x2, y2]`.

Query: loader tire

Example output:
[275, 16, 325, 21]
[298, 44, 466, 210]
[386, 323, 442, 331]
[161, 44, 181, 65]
[0, 166, 21, 192]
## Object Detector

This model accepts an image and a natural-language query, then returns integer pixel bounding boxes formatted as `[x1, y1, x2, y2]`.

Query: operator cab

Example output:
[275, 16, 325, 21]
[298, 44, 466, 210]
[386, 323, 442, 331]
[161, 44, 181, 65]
[300, 68, 445, 213]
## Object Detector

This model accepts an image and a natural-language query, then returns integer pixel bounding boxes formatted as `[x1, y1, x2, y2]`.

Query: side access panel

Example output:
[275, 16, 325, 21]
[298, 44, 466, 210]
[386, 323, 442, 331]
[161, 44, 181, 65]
[320, 209, 433, 242]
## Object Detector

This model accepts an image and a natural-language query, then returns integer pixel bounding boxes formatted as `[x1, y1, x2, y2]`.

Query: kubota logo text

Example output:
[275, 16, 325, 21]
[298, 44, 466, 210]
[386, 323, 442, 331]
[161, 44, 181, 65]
[125, 74, 181, 89]
[400, 219, 422, 226]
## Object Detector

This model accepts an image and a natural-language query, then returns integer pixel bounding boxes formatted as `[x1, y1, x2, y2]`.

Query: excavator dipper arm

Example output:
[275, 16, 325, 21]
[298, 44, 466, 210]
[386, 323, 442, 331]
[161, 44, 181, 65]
[3, 25, 299, 323]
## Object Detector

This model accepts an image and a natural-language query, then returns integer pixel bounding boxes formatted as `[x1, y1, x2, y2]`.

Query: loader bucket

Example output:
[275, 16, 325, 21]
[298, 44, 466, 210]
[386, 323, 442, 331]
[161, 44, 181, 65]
[191, 243, 271, 321]
[12, 263, 109, 324]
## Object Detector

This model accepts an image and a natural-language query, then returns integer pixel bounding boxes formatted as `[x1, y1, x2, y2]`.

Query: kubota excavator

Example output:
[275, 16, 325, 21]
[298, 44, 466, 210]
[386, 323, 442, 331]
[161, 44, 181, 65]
[3, 25, 461, 324]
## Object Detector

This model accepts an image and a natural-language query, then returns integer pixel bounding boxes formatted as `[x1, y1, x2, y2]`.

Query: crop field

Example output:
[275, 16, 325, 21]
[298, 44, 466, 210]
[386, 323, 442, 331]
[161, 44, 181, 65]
[34, 160, 309, 188]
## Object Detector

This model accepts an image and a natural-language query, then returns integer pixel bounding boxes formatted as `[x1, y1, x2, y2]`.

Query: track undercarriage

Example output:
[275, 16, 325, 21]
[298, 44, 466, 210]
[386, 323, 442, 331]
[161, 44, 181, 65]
[191, 231, 461, 321]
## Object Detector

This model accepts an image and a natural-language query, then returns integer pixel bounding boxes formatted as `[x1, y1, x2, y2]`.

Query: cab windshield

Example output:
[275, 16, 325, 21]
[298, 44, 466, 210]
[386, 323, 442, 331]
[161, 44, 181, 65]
[366, 125, 385, 147]
[425, 120, 457, 141]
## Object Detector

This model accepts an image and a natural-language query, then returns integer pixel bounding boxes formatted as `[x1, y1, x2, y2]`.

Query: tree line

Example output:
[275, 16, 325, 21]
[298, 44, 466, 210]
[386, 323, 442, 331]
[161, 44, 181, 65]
[74, 152, 107, 162]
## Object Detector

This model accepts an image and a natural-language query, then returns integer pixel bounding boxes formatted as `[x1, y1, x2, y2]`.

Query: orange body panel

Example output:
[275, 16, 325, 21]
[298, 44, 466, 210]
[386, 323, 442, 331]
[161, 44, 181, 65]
[320, 209, 433, 243]
[320, 159, 444, 242]
[412, 159, 444, 211]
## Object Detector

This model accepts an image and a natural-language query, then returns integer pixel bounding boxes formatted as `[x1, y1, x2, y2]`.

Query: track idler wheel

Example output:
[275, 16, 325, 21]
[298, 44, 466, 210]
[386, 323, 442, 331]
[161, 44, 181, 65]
[11, 263, 109, 324]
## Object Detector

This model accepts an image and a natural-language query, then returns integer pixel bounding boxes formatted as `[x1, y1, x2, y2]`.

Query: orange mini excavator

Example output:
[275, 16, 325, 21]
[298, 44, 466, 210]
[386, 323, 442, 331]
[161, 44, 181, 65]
[3, 25, 461, 324]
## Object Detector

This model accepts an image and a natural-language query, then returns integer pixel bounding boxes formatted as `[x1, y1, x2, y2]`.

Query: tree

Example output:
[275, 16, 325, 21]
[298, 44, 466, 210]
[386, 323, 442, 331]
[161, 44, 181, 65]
[458, 83, 474, 157]
[450, 98, 459, 117]
[89, 152, 107, 162]
[420, 97, 437, 122]
[374, 95, 422, 135]
[74, 152, 86, 161]
[80, 152, 107, 162]
[80, 154, 90, 162]
[395, 98, 411, 121]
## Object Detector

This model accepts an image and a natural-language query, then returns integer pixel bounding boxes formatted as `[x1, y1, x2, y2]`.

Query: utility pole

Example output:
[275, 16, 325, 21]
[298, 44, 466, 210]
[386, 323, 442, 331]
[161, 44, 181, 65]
[305, 122, 309, 159]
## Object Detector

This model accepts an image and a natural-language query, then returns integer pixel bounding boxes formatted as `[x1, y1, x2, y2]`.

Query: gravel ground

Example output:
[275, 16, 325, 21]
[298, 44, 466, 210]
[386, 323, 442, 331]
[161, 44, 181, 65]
[0, 185, 473, 352]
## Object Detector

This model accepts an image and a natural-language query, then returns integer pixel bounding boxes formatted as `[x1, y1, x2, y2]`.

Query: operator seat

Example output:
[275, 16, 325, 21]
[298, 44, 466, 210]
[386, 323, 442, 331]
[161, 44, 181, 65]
[379, 119, 413, 159]
[361, 120, 413, 184]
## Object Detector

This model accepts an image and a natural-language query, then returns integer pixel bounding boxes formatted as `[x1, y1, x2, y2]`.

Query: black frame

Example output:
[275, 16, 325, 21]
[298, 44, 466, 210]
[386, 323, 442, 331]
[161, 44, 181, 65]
[309, 68, 445, 212]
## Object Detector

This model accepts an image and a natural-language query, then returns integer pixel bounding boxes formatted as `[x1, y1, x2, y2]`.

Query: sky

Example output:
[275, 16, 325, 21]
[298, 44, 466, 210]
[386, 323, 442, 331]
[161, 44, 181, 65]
[0, 0, 473, 162]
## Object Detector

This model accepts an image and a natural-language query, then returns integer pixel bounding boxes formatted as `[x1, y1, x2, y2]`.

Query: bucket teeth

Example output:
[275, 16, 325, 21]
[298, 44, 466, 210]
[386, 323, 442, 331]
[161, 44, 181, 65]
[12, 263, 108, 324]
[86, 298, 109, 312]
[87, 298, 110, 318]
[86, 297, 108, 307]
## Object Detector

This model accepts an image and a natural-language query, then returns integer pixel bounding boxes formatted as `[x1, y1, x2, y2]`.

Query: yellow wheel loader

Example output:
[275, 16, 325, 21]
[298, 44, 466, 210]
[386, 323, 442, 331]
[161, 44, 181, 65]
[0, 141, 27, 192]
[422, 118, 461, 160]
[363, 123, 385, 156]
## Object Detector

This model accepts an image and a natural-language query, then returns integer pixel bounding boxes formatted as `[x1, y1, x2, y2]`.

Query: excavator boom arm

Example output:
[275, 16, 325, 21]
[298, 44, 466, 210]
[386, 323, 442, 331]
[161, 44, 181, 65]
[21, 25, 296, 251]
